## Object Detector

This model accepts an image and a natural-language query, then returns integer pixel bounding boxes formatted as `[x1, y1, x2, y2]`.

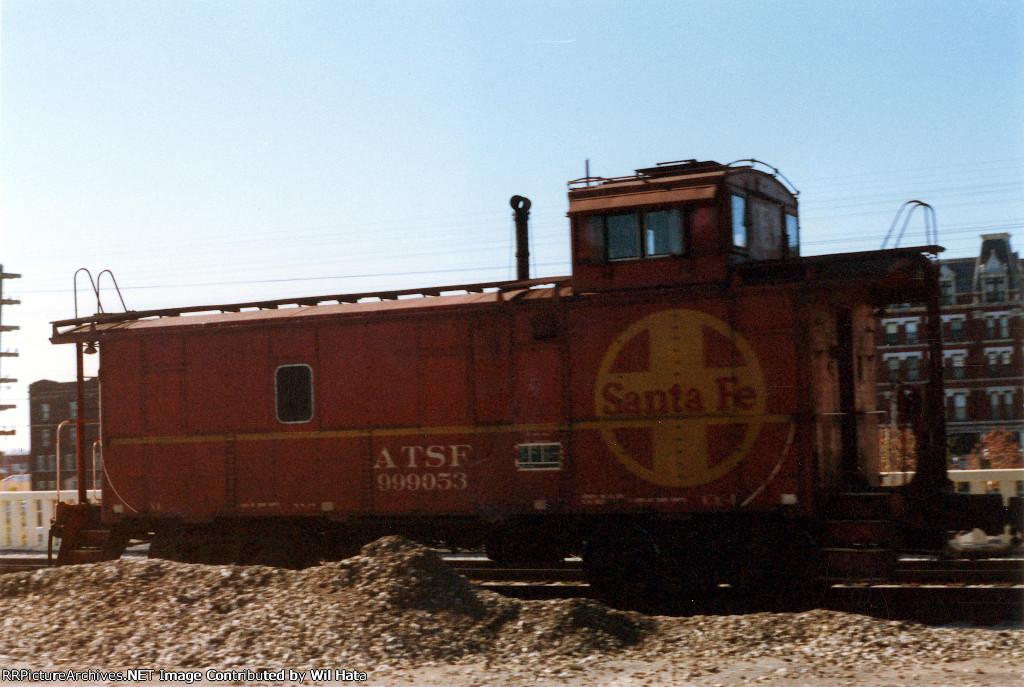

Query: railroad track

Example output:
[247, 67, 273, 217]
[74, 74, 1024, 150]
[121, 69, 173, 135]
[443, 555, 1024, 585]
[2, 552, 1020, 585]
[3, 552, 1020, 623]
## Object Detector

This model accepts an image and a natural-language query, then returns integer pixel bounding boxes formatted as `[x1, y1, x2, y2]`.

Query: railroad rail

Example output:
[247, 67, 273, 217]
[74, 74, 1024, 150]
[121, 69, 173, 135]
[2, 552, 1020, 585]
[2, 552, 1019, 624]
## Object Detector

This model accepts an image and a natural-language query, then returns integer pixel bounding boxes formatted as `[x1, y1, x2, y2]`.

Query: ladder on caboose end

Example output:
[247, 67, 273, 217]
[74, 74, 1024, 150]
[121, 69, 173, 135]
[48, 313, 121, 567]
[817, 492, 897, 583]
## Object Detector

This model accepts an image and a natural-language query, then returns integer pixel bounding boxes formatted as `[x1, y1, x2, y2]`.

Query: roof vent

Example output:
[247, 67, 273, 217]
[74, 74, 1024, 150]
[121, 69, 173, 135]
[635, 160, 726, 178]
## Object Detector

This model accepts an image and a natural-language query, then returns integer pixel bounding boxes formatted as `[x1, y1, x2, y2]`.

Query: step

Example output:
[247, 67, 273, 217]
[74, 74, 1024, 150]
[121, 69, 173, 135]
[68, 549, 107, 564]
[818, 547, 895, 581]
[822, 492, 894, 520]
[77, 529, 110, 547]
[822, 519, 894, 547]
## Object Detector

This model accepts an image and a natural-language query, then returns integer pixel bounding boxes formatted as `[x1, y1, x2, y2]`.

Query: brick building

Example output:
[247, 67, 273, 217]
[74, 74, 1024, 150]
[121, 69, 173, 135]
[28, 378, 100, 490]
[876, 233, 1023, 465]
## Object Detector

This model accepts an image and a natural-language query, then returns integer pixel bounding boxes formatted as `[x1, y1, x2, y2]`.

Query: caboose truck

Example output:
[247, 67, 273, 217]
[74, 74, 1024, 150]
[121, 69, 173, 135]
[49, 159, 1007, 601]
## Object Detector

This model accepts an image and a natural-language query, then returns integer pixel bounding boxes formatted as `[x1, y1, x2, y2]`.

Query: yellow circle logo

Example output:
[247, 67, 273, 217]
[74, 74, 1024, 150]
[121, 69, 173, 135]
[594, 309, 766, 487]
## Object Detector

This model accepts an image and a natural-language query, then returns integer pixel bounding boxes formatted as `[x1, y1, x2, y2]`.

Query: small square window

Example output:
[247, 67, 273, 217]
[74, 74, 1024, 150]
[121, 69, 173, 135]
[275, 364, 314, 424]
[516, 443, 563, 470]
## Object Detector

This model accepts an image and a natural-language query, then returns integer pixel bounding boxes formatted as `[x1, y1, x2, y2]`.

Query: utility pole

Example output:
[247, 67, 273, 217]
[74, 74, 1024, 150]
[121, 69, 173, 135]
[0, 265, 21, 436]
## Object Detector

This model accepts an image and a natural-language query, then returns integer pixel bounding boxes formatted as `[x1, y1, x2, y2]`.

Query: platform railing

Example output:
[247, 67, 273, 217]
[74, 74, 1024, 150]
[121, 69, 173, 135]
[0, 490, 101, 551]
[881, 468, 1024, 506]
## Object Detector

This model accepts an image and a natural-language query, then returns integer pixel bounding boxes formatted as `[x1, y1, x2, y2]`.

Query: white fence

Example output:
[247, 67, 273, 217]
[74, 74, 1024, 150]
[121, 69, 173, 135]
[881, 468, 1024, 506]
[0, 490, 101, 551]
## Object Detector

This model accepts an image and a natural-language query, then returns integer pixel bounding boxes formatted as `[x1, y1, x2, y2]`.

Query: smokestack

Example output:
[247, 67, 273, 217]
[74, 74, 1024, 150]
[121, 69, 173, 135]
[510, 195, 531, 281]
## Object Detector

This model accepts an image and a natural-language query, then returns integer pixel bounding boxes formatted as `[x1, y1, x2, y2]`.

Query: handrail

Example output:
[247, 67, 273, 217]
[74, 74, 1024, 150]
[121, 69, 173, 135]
[53, 420, 74, 501]
[73, 268, 99, 319]
[95, 270, 129, 313]
[726, 158, 801, 198]
[882, 201, 939, 249]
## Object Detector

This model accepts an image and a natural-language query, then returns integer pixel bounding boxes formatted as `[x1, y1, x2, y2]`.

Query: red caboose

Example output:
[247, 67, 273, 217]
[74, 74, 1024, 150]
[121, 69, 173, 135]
[51, 159, 976, 596]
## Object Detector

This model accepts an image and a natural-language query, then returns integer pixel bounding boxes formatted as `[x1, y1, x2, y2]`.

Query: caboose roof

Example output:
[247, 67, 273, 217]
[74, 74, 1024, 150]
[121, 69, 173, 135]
[50, 277, 572, 343]
[566, 160, 796, 214]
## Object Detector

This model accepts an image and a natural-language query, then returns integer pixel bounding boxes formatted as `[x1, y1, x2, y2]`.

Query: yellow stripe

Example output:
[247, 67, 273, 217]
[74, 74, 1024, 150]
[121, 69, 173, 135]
[108, 414, 794, 447]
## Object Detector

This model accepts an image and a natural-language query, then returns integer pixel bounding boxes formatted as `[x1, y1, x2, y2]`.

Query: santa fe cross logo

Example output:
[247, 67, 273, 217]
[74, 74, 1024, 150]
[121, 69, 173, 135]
[594, 309, 766, 488]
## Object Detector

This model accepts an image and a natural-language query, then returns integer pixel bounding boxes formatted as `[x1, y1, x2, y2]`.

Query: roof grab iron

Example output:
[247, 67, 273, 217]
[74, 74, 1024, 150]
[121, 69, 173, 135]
[74, 268, 128, 319]
[881, 201, 938, 250]
[726, 159, 800, 198]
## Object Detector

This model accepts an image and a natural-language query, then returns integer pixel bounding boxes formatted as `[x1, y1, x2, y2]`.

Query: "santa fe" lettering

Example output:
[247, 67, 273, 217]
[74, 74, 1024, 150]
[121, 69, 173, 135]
[601, 376, 756, 416]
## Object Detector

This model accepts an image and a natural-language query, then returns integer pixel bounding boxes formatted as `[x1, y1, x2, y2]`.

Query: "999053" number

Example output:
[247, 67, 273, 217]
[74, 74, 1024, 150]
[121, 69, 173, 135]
[376, 472, 467, 491]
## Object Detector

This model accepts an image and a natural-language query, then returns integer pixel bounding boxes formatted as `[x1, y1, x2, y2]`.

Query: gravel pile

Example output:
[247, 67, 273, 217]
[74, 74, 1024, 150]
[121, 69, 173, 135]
[0, 536, 1020, 682]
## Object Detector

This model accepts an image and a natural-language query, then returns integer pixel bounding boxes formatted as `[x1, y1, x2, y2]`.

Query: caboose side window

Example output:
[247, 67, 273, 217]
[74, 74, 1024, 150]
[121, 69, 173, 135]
[786, 213, 799, 255]
[586, 209, 685, 262]
[731, 194, 748, 248]
[275, 364, 314, 424]
[606, 213, 641, 260]
[645, 208, 684, 256]
[516, 443, 563, 470]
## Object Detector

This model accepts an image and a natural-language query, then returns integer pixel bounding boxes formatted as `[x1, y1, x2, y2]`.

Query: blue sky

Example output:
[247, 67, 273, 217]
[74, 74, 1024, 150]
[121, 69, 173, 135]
[1, 1, 1022, 451]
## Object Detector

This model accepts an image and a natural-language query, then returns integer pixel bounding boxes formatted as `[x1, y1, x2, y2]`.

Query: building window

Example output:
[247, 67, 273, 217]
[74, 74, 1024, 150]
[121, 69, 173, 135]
[1000, 316, 1010, 339]
[516, 443, 563, 470]
[949, 355, 965, 380]
[949, 318, 964, 341]
[984, 351, 1011, 378]
[887, 357, 900, 383]
[984, 276, 1007, 303]
[905, 321, 918, 344]
[69, 401, 77, 419]
[940, 279, 955, 306]
[275, 364, 314, 424]
[40, 403, 50, 421]
[984, 318, 997, 340]
[884, 322, 899, 345]
[991, 393, 1003, 420]
[41, 429, 52, 447]
[952, 394, 967, 422]
[906, 356, 920, 382]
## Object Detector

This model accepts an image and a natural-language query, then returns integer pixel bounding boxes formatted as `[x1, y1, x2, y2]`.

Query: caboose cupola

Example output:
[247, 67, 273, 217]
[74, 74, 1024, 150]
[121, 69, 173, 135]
[568, 159, 799, 292]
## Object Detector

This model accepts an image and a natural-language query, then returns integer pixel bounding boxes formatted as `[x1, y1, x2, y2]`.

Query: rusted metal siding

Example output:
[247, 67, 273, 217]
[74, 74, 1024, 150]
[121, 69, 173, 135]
[95, 280, 828, 525]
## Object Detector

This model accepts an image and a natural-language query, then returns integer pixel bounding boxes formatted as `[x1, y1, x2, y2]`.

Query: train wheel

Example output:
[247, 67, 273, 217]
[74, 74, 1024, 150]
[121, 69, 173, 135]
[582, 523, 661, 609]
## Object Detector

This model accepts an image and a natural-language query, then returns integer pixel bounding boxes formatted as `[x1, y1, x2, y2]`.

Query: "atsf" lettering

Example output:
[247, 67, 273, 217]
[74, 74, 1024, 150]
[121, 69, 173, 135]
[373, 444, 471, 470]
